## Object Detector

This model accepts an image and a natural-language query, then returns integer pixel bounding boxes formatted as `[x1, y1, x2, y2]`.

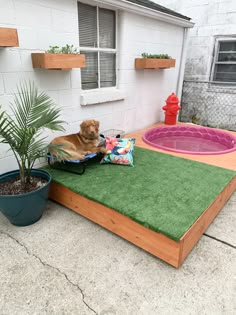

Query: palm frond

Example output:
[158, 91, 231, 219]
[10, 81, 37, 128]
[0, 81, 66, 186]
[48, 143, 72, 161]
[0, 110, 18, 148]
[10, 81, 65, 132]
[26, 137, 48, 168]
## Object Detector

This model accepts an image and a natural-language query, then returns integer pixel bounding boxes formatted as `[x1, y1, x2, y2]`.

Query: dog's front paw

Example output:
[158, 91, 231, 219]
[99, 147, 110, 154]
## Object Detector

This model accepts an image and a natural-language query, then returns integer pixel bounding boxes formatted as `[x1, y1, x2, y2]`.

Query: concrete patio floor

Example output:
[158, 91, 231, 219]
[0, 191, 235, 315]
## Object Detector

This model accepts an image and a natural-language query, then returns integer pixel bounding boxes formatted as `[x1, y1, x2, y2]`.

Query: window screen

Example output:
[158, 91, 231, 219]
[78, 2, 116, 90]
[100, 52, 116, 88]
[81, 51, 98, 90]
[213, 40, 236, 83]
[99, 9, 116, 49]
[78, 3, 97, 47]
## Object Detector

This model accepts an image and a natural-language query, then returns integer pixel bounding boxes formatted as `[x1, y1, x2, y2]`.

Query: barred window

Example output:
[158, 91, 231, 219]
[78, 2, 116, 90]
[212, 38, 236, 84]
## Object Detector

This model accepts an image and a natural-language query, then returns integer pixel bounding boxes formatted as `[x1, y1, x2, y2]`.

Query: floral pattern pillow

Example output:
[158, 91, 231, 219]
[100, 137, 135, 166]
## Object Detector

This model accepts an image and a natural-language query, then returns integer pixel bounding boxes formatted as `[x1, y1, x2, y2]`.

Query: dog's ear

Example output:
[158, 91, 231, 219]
[80, 120, 87, 131]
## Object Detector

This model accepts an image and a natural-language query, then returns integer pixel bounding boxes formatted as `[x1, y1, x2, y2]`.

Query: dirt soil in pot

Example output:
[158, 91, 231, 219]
[0, 176, 47, 195]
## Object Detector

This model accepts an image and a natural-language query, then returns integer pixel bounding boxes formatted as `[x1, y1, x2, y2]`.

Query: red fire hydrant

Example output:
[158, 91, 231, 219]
[162, 93, 181, 125]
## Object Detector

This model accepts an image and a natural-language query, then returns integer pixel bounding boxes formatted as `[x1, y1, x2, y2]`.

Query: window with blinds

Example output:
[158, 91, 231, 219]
[212, 39, 236, 84]
[78, 2, 116, 90]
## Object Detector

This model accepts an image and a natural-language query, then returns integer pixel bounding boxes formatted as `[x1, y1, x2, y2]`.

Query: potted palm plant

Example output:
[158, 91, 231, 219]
[0, 81, 65, 226]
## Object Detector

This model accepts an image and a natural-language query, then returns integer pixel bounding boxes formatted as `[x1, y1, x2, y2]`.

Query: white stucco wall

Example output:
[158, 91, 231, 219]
[155, 0, 236, 80]
[0, 0, 191, 173]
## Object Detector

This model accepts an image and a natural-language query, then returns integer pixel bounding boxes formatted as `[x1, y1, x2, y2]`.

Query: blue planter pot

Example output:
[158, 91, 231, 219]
[0, 169, 52, 226]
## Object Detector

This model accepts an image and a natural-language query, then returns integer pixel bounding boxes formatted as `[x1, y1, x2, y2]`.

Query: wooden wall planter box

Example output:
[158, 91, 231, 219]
[0, 27, 19, 47]
[135, 58, 176, 69]
[31, 53, 86, 70]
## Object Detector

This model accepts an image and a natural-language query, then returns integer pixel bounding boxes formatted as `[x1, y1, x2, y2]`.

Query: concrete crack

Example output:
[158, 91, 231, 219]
[0, 231, 97, 314]
[204, 233, 236, 249]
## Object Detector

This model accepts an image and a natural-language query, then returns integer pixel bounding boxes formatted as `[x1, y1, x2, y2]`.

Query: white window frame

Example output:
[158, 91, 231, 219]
[78, 1, 118, 90]
[210, 36, 236, 85]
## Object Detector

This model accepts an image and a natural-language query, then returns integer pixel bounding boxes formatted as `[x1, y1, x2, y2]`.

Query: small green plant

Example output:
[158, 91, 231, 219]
[141, 53, 171, 59]
[46, 44, 78, 54]
[191, 114, 201, 125]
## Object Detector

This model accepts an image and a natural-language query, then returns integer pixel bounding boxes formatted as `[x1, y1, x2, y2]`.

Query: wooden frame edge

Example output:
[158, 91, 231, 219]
[0, 27, 19, 47]
[179, 176, 236, 265]
[49, 175, 235, 268]
[31, 53, 86, 70]
[135, 58, 176, 69]
[49, 182, 181, 268]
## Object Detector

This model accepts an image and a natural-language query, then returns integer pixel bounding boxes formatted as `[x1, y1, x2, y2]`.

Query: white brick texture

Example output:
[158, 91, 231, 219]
[0, 0, 188, 172]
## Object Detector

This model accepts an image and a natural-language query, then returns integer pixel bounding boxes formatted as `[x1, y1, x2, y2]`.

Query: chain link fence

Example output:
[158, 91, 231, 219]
[179, 80, 236, 131]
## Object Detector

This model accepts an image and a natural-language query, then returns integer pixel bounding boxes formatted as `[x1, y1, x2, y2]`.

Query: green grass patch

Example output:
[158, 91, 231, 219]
[43, 147, 235, 241]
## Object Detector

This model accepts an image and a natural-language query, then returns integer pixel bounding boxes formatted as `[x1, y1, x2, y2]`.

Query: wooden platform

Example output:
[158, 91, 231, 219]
[49, 123, 236, 268]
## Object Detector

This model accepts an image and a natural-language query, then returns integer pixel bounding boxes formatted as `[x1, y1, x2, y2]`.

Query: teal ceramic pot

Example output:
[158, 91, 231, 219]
[0, 169, 52, 226]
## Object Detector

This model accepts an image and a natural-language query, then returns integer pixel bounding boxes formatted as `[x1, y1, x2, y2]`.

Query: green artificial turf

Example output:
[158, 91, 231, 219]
[43, 147, 235, 241]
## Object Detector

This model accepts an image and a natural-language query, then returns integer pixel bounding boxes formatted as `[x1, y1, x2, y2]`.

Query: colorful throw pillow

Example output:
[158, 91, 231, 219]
[100, 137, 135, 166]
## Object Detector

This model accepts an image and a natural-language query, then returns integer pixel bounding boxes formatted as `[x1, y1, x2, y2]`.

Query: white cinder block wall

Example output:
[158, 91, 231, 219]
[118, 11, 185, 131]
[155, 0, 236, 80]
[0, 0, 192, 173]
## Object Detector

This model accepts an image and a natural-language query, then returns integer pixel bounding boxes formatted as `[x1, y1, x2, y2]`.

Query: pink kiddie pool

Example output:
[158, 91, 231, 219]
[142, 125, 236, 155]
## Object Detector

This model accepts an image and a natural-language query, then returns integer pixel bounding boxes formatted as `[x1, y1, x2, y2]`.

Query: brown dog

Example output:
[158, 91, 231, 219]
[50, 119, 108, 160]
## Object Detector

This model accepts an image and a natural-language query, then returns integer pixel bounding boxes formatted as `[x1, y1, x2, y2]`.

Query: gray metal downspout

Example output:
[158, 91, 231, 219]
[175, 27, 189, 121]
[176, 27, 189, 99]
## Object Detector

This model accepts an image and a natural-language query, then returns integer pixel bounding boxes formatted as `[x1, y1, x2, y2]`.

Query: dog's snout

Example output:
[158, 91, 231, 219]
[87, 125, 98, 138]
[89, 127, 95, 134]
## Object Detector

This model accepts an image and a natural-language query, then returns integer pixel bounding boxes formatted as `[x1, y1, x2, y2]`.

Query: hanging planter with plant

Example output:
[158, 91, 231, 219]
[31, 44, 86, 70]
[135, 53, 176, 69]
